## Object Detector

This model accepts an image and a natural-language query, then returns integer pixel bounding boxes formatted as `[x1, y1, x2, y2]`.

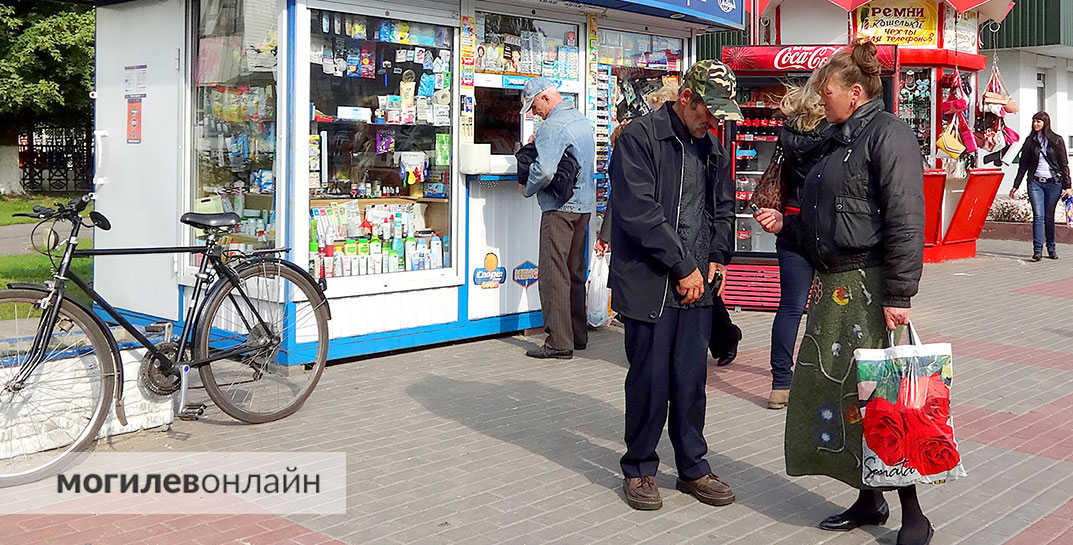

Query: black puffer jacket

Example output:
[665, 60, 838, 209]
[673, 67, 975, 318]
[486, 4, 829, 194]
[779, 121, 829, 211]
[1012, 133, 1072, 190]
[783, 99, 925, 308]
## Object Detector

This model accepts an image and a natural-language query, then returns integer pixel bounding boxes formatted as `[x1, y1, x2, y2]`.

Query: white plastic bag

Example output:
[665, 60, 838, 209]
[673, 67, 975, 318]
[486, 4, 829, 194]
[855, 323, 967, 488]
[586, 252, 614, 328]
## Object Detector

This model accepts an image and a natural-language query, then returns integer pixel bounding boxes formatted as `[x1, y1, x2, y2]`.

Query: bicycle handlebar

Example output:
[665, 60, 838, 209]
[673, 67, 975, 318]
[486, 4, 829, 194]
[12, 193, 96, 222]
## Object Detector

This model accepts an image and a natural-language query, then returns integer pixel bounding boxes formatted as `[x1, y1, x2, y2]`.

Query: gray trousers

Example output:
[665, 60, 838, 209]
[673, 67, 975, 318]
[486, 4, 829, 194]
[538, 210, 590, 351]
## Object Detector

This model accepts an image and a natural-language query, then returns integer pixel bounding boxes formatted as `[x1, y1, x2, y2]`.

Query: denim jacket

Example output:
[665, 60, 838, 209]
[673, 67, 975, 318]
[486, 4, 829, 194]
[523, 102, 596, 214]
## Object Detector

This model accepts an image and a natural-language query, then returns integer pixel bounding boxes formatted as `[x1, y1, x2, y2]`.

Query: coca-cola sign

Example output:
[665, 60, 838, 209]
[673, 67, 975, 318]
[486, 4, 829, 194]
[721, 45, 897, 73]
[772, 46, 841, 70]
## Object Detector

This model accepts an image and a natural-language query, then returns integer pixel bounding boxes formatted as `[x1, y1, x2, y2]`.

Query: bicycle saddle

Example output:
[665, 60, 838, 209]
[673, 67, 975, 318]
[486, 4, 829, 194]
[180, 212, 241, 229]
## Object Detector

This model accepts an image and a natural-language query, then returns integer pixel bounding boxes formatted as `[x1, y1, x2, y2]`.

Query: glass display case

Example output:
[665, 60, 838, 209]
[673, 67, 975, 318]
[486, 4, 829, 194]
[307, 8, 454, 279]
[730, 84, 787, 255]
[898, 67, 934, 163]
[191, 0, 279, 254]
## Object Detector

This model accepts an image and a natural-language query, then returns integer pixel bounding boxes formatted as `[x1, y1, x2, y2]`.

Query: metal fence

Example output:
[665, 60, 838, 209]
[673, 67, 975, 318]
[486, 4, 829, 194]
[18, 125, 94, 192]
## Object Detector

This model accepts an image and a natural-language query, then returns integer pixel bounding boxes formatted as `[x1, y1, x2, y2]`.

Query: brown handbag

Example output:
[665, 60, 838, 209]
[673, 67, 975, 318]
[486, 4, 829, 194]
[749, 144, 785, 211]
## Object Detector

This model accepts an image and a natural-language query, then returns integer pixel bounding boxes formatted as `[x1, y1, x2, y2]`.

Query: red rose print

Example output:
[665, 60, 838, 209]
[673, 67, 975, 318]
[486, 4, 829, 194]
[863, 397, 907, 466]
[904, 429, 961, 476]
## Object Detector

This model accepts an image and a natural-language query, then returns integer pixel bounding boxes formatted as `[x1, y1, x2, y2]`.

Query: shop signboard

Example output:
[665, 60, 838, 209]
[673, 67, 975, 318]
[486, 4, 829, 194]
[853, 0, 939, 48]
[942, 8, 978, 53]
[721, 44, 898, 73]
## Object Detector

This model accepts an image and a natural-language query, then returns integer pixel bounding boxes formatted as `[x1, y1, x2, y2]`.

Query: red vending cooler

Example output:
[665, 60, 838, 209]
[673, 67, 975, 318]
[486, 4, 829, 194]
[719, 44, 899, 310]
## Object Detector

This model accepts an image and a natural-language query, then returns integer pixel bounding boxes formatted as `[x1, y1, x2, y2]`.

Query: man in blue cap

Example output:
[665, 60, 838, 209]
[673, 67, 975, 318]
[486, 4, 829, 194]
[520, 76, 596, 359]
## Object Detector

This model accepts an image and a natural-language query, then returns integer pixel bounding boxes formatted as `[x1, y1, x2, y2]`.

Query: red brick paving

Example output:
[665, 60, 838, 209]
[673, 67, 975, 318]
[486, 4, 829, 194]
[1003, 498, 1073, 545]
[1012, 276, 1073, 300]
[0, 514, 346, 545]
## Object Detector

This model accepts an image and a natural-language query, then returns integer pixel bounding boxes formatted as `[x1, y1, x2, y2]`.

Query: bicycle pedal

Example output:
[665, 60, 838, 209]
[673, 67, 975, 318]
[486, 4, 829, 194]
[177, 403, 206, 420]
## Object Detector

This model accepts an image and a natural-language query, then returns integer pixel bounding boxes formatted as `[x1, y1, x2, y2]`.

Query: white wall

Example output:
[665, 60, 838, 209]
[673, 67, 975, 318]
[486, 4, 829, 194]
[984, 50, 1073, 196]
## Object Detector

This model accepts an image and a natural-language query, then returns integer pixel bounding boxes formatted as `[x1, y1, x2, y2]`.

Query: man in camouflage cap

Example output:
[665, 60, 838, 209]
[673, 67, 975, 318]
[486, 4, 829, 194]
[608, 60, 739, 511]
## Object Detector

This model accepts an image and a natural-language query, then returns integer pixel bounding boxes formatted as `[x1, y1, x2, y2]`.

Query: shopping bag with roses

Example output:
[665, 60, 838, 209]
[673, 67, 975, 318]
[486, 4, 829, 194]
[854, 323, 967, 488]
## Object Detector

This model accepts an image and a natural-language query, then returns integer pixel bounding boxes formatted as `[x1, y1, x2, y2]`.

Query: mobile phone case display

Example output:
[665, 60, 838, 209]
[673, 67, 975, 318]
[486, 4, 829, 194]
[308, 9, 453, 279]
[731, 86, 785, 254]
[193, 36, 278, 252]
[474, 13, 579, 80]
[590, 64, 612, 214]
[898, 68, 933, 161]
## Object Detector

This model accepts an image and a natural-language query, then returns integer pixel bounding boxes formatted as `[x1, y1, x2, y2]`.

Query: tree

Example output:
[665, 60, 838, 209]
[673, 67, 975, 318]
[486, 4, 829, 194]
[0, 1, 95, 195]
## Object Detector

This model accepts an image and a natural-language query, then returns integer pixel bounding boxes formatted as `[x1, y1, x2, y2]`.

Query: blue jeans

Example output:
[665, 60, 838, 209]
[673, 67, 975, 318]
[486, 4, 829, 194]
[1028, 179, 1063, 254]
[770, 237, 814, 390]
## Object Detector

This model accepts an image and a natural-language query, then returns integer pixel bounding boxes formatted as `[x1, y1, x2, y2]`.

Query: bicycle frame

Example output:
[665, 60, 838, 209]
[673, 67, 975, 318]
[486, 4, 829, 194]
[12, 215, 284, 395]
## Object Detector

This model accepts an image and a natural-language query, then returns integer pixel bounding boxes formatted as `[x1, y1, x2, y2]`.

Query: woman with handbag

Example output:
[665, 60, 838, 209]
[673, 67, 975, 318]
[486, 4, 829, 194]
[1009, 111, 1073, 260]
[754, 39, 931, 545]
[760, 77, 829, 409]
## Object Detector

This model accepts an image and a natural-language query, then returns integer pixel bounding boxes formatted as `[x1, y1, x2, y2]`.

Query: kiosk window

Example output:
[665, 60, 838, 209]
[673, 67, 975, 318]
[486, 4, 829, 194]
[474, 87, 522, 155]
[190, 0, 279, 253]
[307, 8, 455, 279]
[475, 12, 580, 81]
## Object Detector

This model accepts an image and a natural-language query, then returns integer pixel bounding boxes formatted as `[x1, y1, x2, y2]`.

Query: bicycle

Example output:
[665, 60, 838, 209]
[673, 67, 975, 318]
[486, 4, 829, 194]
[0, 194, 331, 487]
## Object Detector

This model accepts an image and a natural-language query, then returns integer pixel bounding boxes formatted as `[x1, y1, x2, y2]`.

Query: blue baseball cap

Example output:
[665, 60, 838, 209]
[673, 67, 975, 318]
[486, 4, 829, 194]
[520, 77, 557, 114]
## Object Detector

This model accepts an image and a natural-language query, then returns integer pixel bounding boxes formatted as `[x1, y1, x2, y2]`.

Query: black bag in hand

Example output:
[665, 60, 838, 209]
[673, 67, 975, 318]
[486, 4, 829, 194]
[516, 143, 581, 209]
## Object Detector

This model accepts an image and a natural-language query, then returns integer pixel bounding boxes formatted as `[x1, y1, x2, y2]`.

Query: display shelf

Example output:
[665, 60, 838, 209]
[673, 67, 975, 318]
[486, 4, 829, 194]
[312, 119, 451, 128]
[737, 171, 764, 176]
[311, 196, 448, 205]
[735, 135, 778, 142]
[739, 101, 779, 109]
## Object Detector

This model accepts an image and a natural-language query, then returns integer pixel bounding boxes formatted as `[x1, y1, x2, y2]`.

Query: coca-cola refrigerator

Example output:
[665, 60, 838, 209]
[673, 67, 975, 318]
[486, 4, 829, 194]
[718, 44, 898, 310]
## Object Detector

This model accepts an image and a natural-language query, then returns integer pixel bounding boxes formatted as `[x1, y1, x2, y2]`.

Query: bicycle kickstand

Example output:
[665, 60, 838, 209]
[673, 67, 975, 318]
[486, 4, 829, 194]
[176, 364, 206, 421]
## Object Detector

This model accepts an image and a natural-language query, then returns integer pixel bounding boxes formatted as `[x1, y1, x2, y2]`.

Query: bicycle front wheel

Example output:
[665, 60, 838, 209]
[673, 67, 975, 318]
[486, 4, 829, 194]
[197, 261, 329, 423]
[0, 289, 116, 487]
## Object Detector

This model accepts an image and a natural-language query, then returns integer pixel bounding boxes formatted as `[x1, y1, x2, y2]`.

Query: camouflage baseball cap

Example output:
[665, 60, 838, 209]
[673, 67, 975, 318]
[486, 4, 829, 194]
[682, 60, 743, 122]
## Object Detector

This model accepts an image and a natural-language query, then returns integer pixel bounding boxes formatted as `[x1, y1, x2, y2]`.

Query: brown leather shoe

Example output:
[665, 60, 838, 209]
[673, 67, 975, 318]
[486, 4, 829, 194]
[768, 389, 790, 410]
[623, 476, 662, 510]
[676, 473, 735, 506]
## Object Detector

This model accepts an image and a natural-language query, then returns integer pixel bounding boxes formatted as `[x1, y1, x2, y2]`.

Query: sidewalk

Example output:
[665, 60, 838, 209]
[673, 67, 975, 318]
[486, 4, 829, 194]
[3, 238, 1073, 545]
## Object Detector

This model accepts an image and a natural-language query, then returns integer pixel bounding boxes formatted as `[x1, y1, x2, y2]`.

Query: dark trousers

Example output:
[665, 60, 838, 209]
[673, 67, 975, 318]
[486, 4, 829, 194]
[538, 210, 590, 350]
[621, 306, 713, 481]
[770, 238, 814, 390]
[1028, 179, 1063, 253]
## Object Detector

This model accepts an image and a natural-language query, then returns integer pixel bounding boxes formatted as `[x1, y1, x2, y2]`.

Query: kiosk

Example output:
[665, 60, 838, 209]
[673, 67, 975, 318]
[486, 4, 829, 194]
[89, 0, 743, 359]
[712, 0, 1011, 309]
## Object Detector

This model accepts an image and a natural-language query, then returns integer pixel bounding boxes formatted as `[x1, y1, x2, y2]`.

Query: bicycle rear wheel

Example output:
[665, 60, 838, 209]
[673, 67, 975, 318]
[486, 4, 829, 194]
[196, 260, 329, 423]
[0, 289, 116, 487]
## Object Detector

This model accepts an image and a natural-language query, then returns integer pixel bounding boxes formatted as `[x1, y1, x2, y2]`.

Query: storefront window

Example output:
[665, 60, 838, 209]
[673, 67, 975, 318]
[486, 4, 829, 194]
[308, 9, 454, 278]
[898, 68, 933, 160]
[191, 0, 279, 253]
[598, 30, 682, 71]
[598, 30, 683, 123]
[474, 13, 580, 80]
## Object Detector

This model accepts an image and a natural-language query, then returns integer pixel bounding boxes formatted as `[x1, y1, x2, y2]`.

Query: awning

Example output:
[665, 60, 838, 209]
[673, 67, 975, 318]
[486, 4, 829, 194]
[571, 0, 745, 29]
[760, 0, 1014, 23]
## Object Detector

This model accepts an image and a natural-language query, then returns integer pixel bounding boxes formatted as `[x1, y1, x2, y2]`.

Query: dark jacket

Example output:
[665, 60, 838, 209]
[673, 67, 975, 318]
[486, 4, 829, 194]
[783, 99, 925, 308]
[779, 121, 829, 211]
[1013, 133, 1072, 190]
[515, 142, 580, 209]
[608, 103, 735, 322]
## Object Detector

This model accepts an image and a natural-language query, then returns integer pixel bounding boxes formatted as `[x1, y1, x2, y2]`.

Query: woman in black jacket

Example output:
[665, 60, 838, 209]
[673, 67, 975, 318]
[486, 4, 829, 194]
[1010, 111, 1073, 260]
[755, 40, 930, 545]
[765, 78, 829, 410]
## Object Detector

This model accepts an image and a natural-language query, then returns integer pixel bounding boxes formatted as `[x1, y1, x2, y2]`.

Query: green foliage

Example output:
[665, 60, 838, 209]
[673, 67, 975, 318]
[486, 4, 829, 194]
[0, 191, 93, 226]
[0, 2, 95, 128]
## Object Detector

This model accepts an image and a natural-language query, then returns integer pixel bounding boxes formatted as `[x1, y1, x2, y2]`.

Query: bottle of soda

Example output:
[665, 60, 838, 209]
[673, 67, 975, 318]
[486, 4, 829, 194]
[737, 221, 753, 252]
[739, 119, 750, 136]
[736, 178, 749, 213]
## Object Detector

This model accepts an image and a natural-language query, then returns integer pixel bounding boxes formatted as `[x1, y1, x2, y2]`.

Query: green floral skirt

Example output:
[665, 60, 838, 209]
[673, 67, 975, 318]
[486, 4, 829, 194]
[784, 266, 890, 489]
